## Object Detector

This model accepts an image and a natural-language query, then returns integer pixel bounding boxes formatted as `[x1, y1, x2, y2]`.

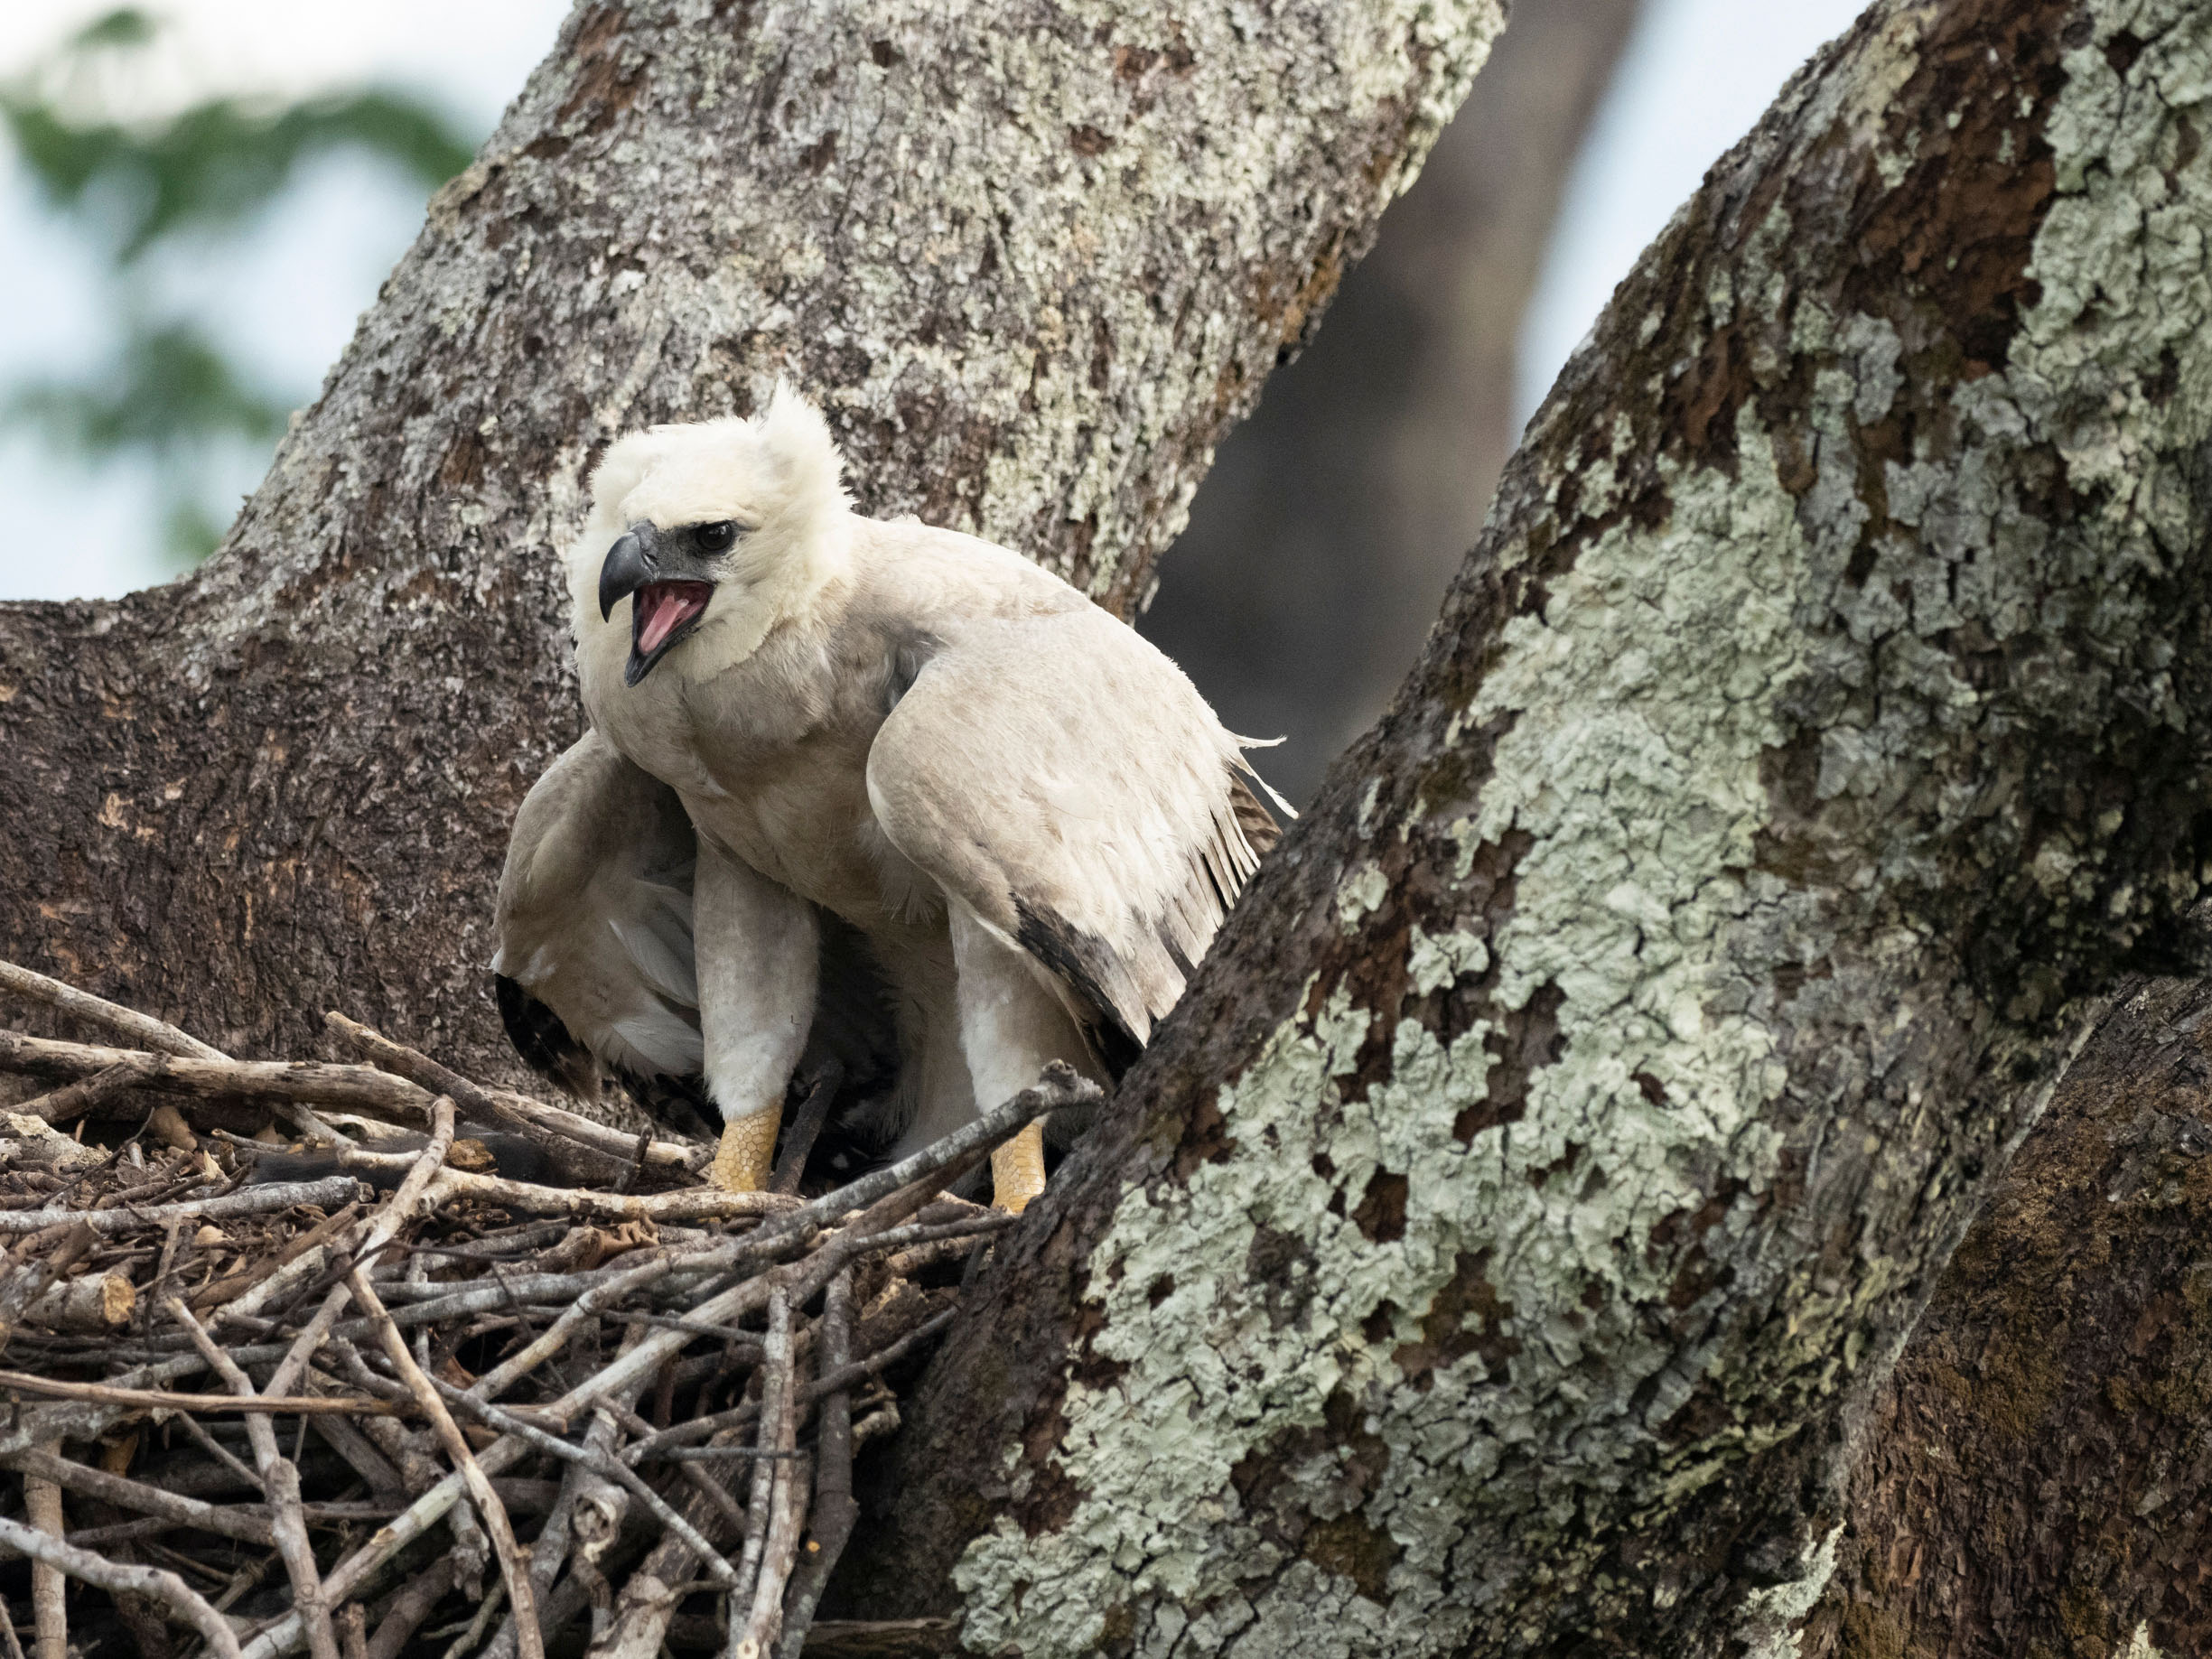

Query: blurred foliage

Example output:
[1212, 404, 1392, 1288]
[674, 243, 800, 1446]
[0, 8, 475, 565]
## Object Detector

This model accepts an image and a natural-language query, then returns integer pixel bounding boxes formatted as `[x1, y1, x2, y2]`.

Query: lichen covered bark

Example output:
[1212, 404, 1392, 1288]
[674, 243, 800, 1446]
[863, 1, 2212, 1652]
[0, 0, 1501, 1068]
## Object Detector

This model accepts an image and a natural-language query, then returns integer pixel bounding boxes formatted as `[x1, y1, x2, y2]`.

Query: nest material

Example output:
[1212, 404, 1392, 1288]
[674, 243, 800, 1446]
[0, 959, 1092, 1659]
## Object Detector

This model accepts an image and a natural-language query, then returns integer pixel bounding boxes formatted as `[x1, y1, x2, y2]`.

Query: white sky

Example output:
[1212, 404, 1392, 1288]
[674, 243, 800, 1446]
[0, 0, 1865, 602]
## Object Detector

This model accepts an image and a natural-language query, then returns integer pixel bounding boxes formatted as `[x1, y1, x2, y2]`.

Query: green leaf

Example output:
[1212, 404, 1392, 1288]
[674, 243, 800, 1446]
[68, 10, 159, 51]
[0, 9, 486, 572]
[2, 8, 478, 261]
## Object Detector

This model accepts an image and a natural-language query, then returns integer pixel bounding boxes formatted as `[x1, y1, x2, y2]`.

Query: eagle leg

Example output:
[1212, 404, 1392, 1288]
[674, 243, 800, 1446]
[990, 1120, 1047, 1214]
[710, 1106, 781, 1193]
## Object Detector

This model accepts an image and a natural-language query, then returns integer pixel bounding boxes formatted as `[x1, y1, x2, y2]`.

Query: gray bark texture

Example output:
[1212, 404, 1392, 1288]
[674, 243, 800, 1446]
[852, 0, 2212, 1654]
[0, 0, 1502, 1071]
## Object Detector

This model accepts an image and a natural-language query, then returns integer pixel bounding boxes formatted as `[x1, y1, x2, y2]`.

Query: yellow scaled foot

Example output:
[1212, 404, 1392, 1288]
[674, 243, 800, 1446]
[709, 1108, 780, 1193]
[990, 1120, 1048, 1214]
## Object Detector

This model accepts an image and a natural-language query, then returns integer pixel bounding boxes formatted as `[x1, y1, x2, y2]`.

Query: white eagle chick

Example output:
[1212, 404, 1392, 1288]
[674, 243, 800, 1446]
[496, 383, 1283, 1210]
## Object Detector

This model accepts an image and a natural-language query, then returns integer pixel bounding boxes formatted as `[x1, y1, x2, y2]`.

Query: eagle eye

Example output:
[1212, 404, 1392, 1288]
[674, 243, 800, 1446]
[693, 520, 739, 555]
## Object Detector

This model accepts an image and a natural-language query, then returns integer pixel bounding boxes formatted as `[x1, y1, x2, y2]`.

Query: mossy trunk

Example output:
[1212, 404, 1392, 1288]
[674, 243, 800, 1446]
[854, 1, 2212, 1654]
[0, 0, 1502, 1070]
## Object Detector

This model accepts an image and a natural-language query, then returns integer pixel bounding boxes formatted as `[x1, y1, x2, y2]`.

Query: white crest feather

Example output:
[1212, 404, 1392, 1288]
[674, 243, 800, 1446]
[756, 377, 848, 525]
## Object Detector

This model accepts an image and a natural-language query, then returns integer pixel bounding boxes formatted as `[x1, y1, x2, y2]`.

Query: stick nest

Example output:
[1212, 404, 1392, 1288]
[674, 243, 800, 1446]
[0, 960, 1090, 1659]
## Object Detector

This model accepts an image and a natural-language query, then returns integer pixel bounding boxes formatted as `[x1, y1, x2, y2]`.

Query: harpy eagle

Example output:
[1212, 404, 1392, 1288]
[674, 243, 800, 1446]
[493, 384, 1283, 1210]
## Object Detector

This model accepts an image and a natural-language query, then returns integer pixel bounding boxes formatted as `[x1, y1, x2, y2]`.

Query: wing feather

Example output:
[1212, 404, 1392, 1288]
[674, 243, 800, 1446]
[865, 606, 1280, 1055]
[495, 732, 903, 1136]
[493, 730, 706, 1082]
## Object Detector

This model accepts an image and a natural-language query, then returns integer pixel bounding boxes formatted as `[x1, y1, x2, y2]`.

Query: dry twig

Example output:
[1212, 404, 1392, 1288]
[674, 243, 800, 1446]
[0, 966, 1077, 1659]
[350, 1266, 546, 1659]
[0, 1511, 242, 1659]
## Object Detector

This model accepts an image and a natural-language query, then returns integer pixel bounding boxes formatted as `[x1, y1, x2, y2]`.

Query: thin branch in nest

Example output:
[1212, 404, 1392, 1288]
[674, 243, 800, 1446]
[346, 1267, 546, 1659]
[770, 1063, 843, 1197]
[179, 1403, 268, 1492]
[0, 1369, 400, 1417]
[9, 1057, 167, 1125]
[732, 1289, 792, 1624]
[0, 960, 227, 1063]
[775, 1268, 858, 1657]
[432, 1377, 742, 1592]
[4, 1444, 273, 1544]
[0, 1224, 95, 1351]
[731, 1288, 807, 1659]
[620, 1308, 957, 1463]
[23, 1440, 63, 1659]
[323, 1012, 705, 1179]
[0, 1177, 362, 1237]
[0, 1511, 242, 1659]
[0, 1030, 433, 1118]
[365, 1557, 455, 1659]
[605, 1403, 753, 1539]
[266, 1098, 458, 1400]
[168, 1297, 344, 1659]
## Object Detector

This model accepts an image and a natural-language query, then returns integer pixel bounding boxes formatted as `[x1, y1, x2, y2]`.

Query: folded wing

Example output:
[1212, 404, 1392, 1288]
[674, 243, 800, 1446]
[864, 606, 1281, 1067]
[493, 729, 706, 1088]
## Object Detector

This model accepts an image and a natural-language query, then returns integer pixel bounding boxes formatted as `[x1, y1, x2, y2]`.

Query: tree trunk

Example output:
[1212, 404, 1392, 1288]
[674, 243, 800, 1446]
[1139, 0, 1645, 802]
[854, 1, 2212, 1654]
[1802, 963, 2212, 1658]
[0, 0, 1503, 1071]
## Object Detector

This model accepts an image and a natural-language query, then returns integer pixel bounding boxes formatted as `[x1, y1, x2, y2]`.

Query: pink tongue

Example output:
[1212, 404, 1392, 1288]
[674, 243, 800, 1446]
[635, 583, 707, 654]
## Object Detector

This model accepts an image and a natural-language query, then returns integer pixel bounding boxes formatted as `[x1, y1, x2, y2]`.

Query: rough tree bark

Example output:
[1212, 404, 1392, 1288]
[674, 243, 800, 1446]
[1140, 0, 1644, 801]
[1803, 965, 2212, 1658]
[8, 0, 2212, 1655]
[0, 0, 1501, 1071]
[854, 0, 2212, 1654]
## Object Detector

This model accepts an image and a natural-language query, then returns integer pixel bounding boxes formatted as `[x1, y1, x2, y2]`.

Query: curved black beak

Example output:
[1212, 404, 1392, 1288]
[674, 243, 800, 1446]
[599, 529, 653, 622]
[598, 522, 715, 688]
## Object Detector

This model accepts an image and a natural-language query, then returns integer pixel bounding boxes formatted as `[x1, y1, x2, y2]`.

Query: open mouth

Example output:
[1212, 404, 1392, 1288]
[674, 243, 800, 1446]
[625, 581, 714, 686]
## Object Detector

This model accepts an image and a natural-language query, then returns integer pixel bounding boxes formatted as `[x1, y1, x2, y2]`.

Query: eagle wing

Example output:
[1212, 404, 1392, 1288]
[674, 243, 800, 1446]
[494, 731, 901, 1126]
[864, 606, 1281, 1061]
[493, 729, 706, 1086]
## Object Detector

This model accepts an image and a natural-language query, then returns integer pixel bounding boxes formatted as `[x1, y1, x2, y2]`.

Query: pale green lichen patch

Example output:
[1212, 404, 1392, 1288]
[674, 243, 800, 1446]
[1405, 925, 1488, 996]
[1334, 863, 1389, 929]
[945, 4, 2212, 1655]
[1731, 1524, 1843, 1659]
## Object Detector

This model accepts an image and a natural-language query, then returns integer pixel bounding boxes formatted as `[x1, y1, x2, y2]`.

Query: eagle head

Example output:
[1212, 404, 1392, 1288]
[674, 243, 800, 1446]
[572, 380, 849, 686]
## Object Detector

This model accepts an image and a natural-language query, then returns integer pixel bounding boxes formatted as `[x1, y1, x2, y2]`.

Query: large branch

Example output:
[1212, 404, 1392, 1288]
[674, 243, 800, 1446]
[858, 0, 2212, 1652]
[0, 0, 1502, 1070]
[1805, 965, 2212, 1655]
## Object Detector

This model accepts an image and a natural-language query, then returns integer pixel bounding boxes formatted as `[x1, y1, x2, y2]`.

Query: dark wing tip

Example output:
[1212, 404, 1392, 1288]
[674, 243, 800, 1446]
[1014, 896, 1145, 1082]
[493, 973, 602, 1100]
[1229, 771, 1284, 859]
